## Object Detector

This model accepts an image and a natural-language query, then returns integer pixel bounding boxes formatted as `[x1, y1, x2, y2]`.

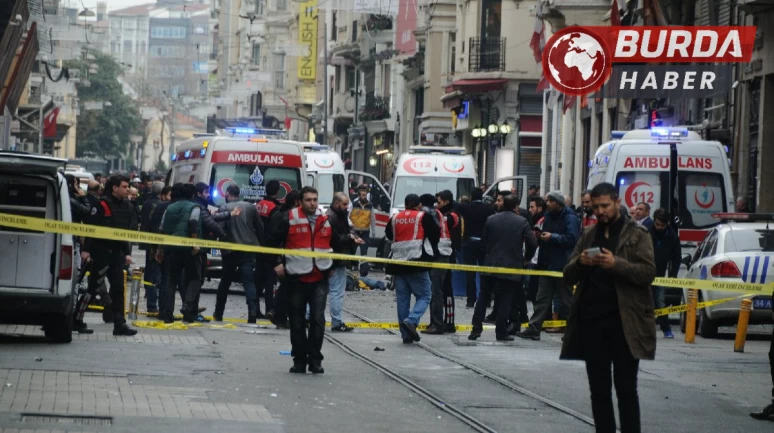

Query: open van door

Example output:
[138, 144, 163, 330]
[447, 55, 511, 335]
[346, 170, 391, 255]
[484, 176, 529, 210]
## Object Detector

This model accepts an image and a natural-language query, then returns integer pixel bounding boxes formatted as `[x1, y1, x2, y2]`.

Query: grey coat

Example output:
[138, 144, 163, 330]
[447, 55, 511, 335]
[561, 219, 657, 361]
[218, 201, 264, 254]
[480, 211, 537, 281]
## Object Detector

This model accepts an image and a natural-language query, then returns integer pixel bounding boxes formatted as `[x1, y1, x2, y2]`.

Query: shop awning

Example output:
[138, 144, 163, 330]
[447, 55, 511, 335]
[451, 79, 507, 93]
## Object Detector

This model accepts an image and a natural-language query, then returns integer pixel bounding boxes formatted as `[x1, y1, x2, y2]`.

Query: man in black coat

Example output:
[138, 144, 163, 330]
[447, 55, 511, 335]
[327, 192, 365, 332]
[457, 188, 495, 307]
[648, 208, 680, 339]
[469, 195, 537, 341]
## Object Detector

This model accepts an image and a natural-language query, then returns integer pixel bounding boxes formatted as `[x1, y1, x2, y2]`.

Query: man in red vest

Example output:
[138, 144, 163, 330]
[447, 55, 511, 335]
[385, 194, 440, 343]
[271, 187, 333, 374]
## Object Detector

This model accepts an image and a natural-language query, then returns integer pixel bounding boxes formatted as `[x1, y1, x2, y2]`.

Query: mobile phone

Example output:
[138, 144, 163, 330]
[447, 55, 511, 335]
[585, 247, 602, 258]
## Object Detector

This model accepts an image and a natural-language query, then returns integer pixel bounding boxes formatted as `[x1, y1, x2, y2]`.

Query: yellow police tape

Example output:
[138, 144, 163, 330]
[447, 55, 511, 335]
[3, 212, 773, 296]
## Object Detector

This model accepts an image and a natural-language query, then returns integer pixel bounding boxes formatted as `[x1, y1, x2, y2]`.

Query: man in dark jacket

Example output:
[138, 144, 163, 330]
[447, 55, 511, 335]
[385, 194, 440, 343]
[648, 208, 680, 339]
[516, 190, 580, 340]
[78, 175, 138, 336]
[139, 181, 164, 313]
[431, 190, 462, 333]
[327, 192, 365, 332]
[214, 184, 265, 323]
[560, 182, 656, 433]
[256, 181, 283, 318]
[457, 188, 495, 307]
[469, 195, 537, 341]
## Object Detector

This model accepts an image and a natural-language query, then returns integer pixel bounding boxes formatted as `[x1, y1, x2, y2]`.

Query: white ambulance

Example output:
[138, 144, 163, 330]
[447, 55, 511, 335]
[301, 143, 346, 210]
[168, 128, 307, 275]
[587, 127, 734, 249]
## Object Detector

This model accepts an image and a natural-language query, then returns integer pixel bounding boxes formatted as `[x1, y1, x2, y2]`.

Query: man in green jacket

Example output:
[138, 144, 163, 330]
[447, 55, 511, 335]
[158, 183, 204, 323]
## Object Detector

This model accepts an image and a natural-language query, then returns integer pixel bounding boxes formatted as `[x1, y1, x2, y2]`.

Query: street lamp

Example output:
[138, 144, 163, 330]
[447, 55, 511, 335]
[488, 123, 498, 135]
[368, 154, 378, 167]
[384, 149, 394, 161]
[500, 123, 512, 134]
[471, 125, 487, 138]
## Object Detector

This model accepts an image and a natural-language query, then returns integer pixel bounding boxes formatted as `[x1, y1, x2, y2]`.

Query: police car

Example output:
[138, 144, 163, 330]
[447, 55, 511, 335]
[679, 213, 774, 338]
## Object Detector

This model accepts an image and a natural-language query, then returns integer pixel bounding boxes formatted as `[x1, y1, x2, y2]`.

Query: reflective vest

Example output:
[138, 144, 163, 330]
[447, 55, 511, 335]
[582, 214, 598, 228]
[391, 210, 427, 261]
[256, 198, 278, 219]
[284, 208, 334, 275]
[424, 209, 452, 257]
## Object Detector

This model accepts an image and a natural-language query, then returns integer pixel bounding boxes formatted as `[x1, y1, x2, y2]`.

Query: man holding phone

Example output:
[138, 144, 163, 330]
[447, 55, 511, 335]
[560, 182, 656, 432]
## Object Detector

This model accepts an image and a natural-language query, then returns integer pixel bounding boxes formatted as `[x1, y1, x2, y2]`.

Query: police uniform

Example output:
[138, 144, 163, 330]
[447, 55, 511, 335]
[78, 194, 138, 335]
[255, 196, 281, 317]
[272, 207, 333, 373]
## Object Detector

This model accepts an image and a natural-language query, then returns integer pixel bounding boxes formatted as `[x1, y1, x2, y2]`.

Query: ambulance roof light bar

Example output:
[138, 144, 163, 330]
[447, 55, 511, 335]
[224, 127, 285, 137]
[409, 146, 466, 155]
[302, 143, 331, 151]
[712, 213, 774, 222]
[651, 127, 689, 138]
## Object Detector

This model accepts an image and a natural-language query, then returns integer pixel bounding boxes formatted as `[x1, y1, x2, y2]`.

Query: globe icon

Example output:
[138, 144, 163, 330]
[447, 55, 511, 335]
[546, 30, 608, 93]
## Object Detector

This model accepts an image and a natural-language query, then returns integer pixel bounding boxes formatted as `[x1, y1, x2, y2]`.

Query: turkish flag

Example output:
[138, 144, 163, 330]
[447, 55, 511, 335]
[537, 73, 549, 92]
[562, 95, 575, 114]
[529, 8, 545, 64]
[284, 117, 292, 130]
[610, 0, 622, 26]
[43, 106, 60, 138]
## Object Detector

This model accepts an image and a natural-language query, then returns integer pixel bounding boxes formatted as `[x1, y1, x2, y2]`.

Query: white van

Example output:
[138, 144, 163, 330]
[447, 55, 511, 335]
[0, 152, 76, 343]
[168, 129, 307, 274]
[587, 127, 734, 249]
[302, 143, 346, 211]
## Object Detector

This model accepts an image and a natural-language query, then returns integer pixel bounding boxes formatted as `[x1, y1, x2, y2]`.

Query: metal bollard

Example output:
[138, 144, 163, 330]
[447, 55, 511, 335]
[123, 270, 128, 314]
[733, 298, 753, 353]
[685, 289, 697, 344]
[128, 268, 144, 320]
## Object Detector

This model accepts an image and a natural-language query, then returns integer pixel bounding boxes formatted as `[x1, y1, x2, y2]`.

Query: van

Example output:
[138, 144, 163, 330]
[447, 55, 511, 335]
[301, 143, 346, 211]
[588, 127, 734, 248]
[0, 152, 75, 343]
[168, 129, 307, 276]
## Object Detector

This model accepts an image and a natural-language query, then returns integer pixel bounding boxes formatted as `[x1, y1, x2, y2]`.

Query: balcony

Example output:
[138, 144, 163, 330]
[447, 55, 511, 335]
[737, 0, 774, 13]
[468, 37, 506, 73]
[362, 15, 392, 33]
[360, 95, 390, 122]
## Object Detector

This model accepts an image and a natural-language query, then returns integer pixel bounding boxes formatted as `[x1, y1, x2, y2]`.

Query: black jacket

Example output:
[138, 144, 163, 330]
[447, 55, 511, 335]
[649, 225, 681, 278]
[385, 211, 440, 275]
[327, 208, 356, 268]
[195, 197, 228, 240]
[82, 194, 101, 225]
[83, 194, 137, 257]
[537, 206, 581, 271]
[480, 211, 537, 281]
[456, 200, 495, 239]
[139, 194, 160, 251]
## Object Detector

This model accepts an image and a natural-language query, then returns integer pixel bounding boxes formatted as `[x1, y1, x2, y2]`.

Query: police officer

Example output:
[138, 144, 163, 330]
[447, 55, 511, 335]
[79, 175, 138, 336]
[271, 187, 333, 374]
[256, 180, 283, 319]
[433, 190, 462, 333]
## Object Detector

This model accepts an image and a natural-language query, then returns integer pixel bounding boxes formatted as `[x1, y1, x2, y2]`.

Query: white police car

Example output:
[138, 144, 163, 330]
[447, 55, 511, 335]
[680, 213, 774, 338]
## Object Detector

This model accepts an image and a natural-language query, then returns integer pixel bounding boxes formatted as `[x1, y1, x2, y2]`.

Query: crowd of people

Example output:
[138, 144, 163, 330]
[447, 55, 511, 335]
[63, 172, 773, 428]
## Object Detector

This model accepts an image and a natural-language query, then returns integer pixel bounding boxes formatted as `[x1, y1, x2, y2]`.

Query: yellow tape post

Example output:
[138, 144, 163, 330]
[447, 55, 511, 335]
[4, 212, 772, 296]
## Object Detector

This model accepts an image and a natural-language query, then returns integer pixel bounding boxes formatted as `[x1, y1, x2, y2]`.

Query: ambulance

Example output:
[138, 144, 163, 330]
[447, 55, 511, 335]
[391, 146, 529, 212]
[301, 143, 346, 210]
[587, 127, 734, 251]
[168, 128, 307, 275]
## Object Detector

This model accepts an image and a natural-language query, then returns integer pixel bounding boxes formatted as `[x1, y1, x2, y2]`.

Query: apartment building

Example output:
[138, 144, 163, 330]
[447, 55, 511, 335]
[107, 3, 154, 78]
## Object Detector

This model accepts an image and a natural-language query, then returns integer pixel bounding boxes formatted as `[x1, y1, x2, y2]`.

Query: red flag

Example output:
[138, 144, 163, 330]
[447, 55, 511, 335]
[537, 73, 549, 92]
[580, 96, 589, 109]
[562, 96, 575, 114]
[610, 0, 621, 26]
[284, 117, 292, 130]
[529, 6, 544, 64]
[43, 106, 60, 138]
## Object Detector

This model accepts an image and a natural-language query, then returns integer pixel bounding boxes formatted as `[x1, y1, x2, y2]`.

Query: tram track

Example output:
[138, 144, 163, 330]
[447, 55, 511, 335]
[325, 307, 596, 432]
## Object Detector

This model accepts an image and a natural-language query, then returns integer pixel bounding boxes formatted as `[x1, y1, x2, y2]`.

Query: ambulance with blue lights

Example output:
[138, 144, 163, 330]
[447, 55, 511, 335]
[588, 127, 734, 248]
[168, 128, 307, 275]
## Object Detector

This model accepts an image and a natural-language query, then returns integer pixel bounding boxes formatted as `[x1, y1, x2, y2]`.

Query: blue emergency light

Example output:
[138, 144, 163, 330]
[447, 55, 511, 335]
[200, 148, 207, 157]
[171, 154, 177, 161]
[651, 127, 688, 138]
[225, 127, 285, 136]
[610, 131, 626, 140]
[184, 150, 192, 159]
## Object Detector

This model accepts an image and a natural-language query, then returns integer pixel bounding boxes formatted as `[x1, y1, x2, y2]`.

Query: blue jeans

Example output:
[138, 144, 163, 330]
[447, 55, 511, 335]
[395, 272, 431, 339]
[215, 253, 257, 317]
[651, 286, 672, 332]
[328, 266, 347, 327]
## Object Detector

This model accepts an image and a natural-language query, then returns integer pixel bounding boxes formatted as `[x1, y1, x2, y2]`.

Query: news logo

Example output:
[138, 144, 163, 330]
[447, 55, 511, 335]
[542, 26, 757, 98]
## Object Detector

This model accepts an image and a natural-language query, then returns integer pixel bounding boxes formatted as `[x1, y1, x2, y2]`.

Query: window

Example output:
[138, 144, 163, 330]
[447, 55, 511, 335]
[449, 32, 456, 75]
[335, 66, 341, 92]
[111, 42, 119, 54]
[151, 46, 185, 58]
[273, 53, 285, 88]
[171, 164, 200, 184]
[352, 20, 358, 42]
[382, 64, 391, 95]
[315, 174, 345, 206]
[139, 41, 146, 53]
[151, 26, 186, 39]
[615, 171, 669, 213]
[346, 67, 355, 90]
[276, 0, 286, 11]
[679, 172, 727, 229]
[139, 20, 148, 31]
[331, 12, 337, 41]
[250, 92, 263, 116]
[725, 228, 774, 253]
[123, 20, 135, 30]
[209, 164, 301, 206]
[255, 0, 264, 15]
[251, 43, 261, 66]
[123, 40, 133, 53]
[111, 20, 120, 31]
